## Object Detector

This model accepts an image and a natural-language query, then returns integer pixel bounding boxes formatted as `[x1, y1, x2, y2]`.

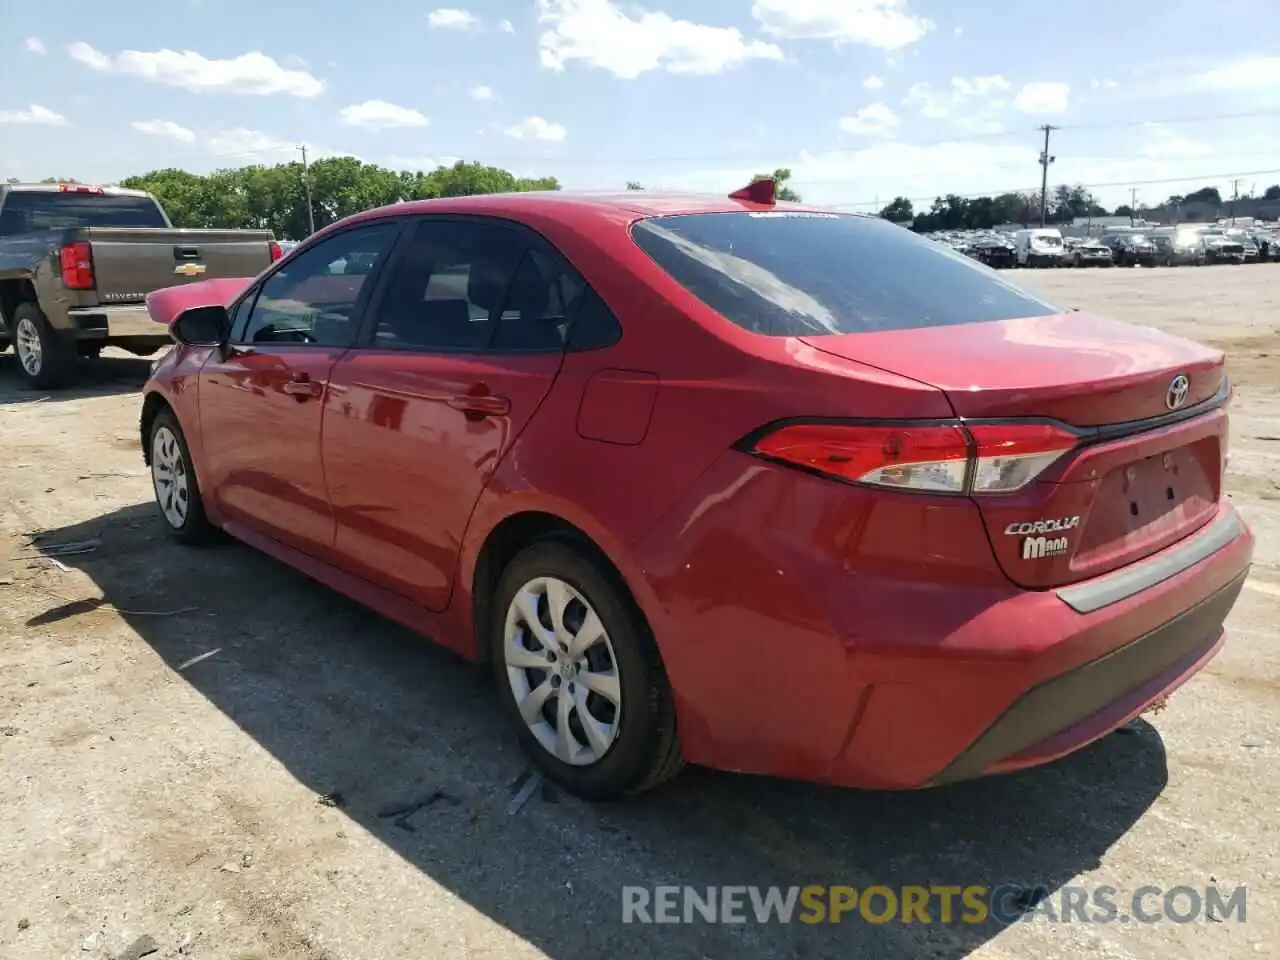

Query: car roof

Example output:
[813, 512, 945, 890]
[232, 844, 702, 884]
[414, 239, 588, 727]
[344, 189, 842, 230]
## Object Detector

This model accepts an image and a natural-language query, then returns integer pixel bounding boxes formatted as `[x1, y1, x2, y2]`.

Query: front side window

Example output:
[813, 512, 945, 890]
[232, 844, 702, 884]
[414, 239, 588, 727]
[631, 212, 1059, 337]
[239, 221, 400, 346]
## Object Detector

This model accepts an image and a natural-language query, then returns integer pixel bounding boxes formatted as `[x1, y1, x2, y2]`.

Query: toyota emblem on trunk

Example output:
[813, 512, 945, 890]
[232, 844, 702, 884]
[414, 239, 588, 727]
[1166, 374, 1190, 410]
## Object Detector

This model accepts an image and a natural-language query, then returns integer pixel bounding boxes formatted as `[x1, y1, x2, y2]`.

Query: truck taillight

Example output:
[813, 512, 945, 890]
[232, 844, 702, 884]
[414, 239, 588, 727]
[59, 241, 95, 289]
[268, 241, 283, 261]
[746, 421, 1079, 495]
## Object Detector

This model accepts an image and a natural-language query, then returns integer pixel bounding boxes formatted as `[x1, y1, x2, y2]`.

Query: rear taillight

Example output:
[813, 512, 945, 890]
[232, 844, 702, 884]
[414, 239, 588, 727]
[59, 241, 95, 289]
[748, 421, 1078, 495]
[268, 241, 283, 261]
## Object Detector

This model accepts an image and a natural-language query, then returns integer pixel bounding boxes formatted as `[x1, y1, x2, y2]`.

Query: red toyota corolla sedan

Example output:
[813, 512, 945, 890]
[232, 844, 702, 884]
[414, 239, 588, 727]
[139, 182, 1254, 800]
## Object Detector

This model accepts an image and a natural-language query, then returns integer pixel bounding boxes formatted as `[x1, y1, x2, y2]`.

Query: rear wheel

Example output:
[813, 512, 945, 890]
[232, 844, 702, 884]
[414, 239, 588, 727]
[149, 408, 217, 545]
[12, 302, 74, 390]
[491, 541, 682, 800]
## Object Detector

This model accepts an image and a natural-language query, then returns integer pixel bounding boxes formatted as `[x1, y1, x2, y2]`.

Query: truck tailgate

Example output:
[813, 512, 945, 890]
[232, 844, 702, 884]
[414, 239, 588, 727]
[84, 227, 275, 303]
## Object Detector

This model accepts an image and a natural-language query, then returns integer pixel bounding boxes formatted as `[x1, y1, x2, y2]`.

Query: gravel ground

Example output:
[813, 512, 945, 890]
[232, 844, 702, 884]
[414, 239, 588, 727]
[1, 264, 1277, 960]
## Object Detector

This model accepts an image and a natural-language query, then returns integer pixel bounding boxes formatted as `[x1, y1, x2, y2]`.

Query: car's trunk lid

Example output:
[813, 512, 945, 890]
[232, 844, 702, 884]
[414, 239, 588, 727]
[800, 313, 1229, 588]
[81, 227, 275, 304]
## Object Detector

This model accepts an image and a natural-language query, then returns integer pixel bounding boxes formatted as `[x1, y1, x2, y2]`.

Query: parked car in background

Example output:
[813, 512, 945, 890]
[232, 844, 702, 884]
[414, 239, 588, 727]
[0, 182, 282, 388]
[964, 235, 1017, 269]
[138, 183, 1253, 800]
[1014, 227, 1066, 267]
[1063, 236, 1114, 267]
[1197, 228, 1246, 264]
[1100, 231, 1158, 267]
[1149, 229, 1206, 267]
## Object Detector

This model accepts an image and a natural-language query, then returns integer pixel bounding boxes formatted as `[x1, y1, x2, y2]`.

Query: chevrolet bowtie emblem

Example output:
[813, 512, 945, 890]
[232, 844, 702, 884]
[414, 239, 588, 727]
[174, 263, 207, 277]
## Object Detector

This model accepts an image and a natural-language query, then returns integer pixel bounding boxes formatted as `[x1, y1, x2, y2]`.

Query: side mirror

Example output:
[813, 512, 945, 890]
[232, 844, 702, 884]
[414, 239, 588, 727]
[171, 305, 230, 346]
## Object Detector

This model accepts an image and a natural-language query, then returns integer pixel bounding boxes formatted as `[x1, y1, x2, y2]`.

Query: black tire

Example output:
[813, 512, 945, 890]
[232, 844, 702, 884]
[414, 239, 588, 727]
[490, 540, 683, 800]
[11, 302, 75, 390]
[147, 407, 218, 545]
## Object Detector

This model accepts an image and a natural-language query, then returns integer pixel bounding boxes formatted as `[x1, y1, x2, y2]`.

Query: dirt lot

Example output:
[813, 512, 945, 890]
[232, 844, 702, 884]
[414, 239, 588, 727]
[1, 265, 1277, 960]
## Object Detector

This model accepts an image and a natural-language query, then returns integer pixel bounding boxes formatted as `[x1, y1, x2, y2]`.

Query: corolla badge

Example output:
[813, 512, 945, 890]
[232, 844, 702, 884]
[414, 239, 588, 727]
[1003, 517, 1080, 536]
[1166, 374, 1190, 411]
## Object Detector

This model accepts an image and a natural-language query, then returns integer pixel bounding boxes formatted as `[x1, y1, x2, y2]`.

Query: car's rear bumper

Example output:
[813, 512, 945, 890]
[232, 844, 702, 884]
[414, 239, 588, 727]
[824, 507, 1252, 789]
[67, 305, 169, 342]
[632, 453, 1254, 788]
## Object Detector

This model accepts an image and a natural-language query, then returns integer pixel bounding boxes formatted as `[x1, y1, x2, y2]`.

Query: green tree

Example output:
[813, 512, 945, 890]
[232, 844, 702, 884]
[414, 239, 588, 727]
[118, 158, 561, 237]
[625, 181, 644, 190]
[878, 196, 913, 222]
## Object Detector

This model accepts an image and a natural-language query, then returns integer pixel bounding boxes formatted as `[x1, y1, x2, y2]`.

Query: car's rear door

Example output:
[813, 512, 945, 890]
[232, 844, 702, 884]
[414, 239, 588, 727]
[322, 216, 581, 611]
[196, 219, 403, 559]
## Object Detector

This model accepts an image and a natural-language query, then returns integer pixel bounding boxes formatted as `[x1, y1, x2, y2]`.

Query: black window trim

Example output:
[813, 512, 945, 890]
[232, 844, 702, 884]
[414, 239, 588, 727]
[353, 212, 620, 357]
[226, 217, 407, 350]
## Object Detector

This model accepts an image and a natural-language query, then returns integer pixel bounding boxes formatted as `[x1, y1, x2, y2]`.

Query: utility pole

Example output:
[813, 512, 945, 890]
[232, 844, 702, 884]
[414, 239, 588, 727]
[1037, 124, 1057, 227]
[1129, 187, 1138, 225]
[297, 144, 316, 237]
[1229, 179, 1240, 220]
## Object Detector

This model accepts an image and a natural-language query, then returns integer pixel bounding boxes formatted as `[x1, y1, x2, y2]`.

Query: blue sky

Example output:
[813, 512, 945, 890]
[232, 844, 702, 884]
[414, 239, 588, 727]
[3, 0, 1279, 209]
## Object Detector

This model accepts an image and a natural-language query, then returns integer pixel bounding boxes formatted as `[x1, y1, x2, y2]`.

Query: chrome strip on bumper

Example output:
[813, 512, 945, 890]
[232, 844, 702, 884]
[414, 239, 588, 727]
[1056, 511, 1243, 614]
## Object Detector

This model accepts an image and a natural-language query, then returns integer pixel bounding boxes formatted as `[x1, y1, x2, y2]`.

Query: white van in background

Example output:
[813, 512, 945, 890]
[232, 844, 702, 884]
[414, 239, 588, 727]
[1014, 228, 1065, 267]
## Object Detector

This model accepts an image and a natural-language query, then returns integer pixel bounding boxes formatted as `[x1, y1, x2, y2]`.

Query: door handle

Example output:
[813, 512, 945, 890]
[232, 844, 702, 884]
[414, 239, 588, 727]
[447, 391, 511, 419]
[283, 374, 322, 400]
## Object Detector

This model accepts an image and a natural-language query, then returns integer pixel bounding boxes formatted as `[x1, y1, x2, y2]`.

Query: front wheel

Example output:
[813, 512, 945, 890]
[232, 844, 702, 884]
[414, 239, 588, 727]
[149, 408, 218, 545]
[491, 541, 682, 800]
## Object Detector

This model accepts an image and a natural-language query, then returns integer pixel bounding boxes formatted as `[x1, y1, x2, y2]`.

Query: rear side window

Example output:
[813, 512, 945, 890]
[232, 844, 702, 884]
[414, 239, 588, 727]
[0, 191, 168, 233]
[630, 212, 1059, 336]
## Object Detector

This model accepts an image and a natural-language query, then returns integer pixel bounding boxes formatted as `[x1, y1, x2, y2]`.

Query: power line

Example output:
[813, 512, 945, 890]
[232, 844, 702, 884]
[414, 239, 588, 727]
[821, 167, 1280, 209]
[236, 107, 1280, 172]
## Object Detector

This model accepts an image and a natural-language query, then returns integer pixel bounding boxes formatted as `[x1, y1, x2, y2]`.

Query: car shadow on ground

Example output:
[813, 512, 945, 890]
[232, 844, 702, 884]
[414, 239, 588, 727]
[31, 502, 1170, 960]
[0, 351, 155, 405]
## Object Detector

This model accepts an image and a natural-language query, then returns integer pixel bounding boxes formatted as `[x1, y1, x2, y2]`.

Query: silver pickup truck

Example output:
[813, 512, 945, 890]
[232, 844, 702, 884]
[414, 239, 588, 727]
[0, 182, 281, 388]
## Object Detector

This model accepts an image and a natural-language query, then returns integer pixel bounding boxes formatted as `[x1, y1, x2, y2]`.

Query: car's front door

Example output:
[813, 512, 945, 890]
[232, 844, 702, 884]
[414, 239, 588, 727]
[322, 216, 584, 610]
[197, 219, 402, 558]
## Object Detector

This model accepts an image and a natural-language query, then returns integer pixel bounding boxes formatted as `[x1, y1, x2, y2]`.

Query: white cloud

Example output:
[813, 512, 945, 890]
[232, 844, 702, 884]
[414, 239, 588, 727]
[1089, 78, 1119, 90]
[204, 128, 297, 160]
[751, 0, 932, 50]
[862, 75, 884, 90]
[131, 119, 197, 142]
[428, 8, 481, 29]
[1012, 81, 1070, 114]
[499, 18, 515, 33]
[1189, 56, 1280, 93]
[1137, 123, 1215, 160]
[503, 116, 568, 141]
[0, 104, 68, 126]
[838, 102, 898, 136]
[67, 41, 325, 97]
[388, 154, 462, 170]
[68, 41, 111, 70]
[537, 0, 783, 79]
[470, 85, 495, 101]
[904, 75, 1009, 126]
[339, 99, 429, 130]
[24, 37, 46, 55]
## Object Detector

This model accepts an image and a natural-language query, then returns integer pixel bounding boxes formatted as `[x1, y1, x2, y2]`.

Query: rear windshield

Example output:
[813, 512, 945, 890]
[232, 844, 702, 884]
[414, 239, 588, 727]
[630, 212, 1058, 336]
[0, 191, 167, 234]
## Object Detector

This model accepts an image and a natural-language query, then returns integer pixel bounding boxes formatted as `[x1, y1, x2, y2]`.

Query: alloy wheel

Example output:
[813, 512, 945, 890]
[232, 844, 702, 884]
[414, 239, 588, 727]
[14, 317, 42, 377]
[151, 425, 190, 529]
[503, 576, 622, 766]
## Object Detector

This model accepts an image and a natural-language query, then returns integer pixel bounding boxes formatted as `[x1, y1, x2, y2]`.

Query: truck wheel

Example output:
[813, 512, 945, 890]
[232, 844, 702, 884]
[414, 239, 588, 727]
[12, 302, 74, 390]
